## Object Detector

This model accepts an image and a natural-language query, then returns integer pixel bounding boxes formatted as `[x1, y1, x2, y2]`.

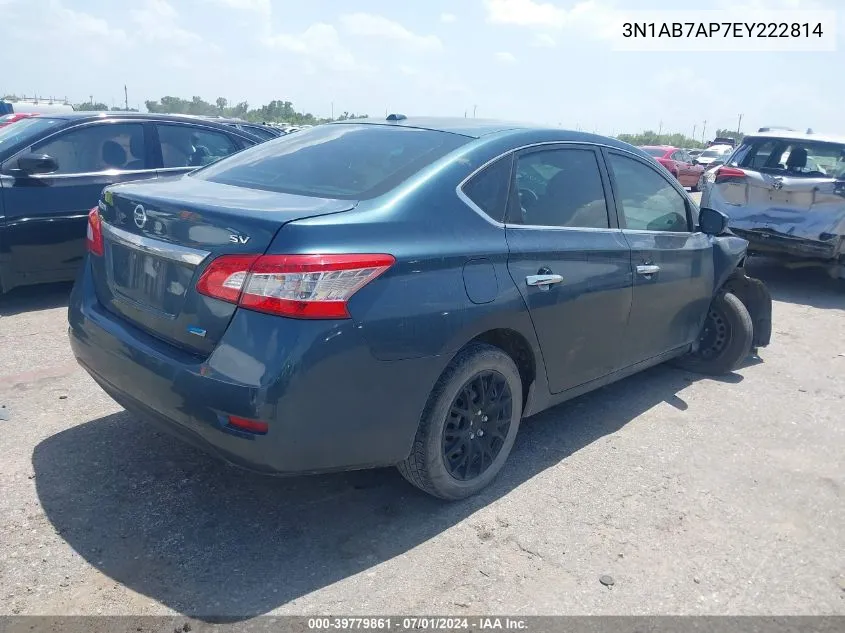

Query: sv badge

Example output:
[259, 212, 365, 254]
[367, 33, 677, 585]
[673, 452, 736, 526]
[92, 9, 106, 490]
[229, 234, 250, 244]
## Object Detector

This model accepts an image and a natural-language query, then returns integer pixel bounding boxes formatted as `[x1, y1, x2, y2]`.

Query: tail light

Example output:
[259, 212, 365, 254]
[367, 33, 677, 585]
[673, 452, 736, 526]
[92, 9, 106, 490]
[714, 166, 746, 184]
[196, 253, 395, 319]
[86, 207, 104, 256]
[227, 415, 269, 434]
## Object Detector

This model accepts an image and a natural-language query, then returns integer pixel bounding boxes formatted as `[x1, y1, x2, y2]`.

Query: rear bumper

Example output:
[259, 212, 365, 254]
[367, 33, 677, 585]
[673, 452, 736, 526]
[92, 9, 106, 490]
[68, 259, 445, 475]
[731, 227, 843, 261]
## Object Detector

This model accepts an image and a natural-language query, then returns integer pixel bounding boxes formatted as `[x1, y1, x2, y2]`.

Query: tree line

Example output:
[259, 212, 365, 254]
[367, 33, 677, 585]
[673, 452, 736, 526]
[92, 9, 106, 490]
[4, 93, 745, 144]
[139, 96, 366, 125]
[616, 128, 744, 148]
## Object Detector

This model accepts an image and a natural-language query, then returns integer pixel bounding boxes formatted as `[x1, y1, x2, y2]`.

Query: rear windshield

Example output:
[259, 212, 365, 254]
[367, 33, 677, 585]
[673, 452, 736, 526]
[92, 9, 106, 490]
[642, 147, 667, 157]
[193, 123, 470, 199]
[729, 137, 845, 178]
[0, 117, 64, 154]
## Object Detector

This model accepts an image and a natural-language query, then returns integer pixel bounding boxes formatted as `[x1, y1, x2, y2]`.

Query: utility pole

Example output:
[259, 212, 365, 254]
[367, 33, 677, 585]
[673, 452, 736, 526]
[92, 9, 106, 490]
[658, 120, 663, 138]
[737, 113, 743, 134]
[692, 124, 696, 141]
[124, 85, 128, 111]
[702, 120, 707, 143]
[473, 105, 477, 118]
[89, 94, 93, 105]
[331, 102, 334, 119]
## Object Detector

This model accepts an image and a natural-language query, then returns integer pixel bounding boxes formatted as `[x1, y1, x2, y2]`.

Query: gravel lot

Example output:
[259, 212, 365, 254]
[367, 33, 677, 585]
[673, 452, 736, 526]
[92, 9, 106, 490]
[1, 210, 844, 618]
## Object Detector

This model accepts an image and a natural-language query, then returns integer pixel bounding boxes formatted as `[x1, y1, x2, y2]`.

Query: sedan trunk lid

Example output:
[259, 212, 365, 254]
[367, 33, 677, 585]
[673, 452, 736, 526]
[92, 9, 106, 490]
[91, 175, 356, 355]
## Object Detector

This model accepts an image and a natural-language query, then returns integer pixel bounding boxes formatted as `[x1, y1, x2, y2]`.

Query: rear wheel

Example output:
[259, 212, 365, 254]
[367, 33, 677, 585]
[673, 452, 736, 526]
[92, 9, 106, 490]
[673, 292, 753, 375]
[397, 343, 522, 500]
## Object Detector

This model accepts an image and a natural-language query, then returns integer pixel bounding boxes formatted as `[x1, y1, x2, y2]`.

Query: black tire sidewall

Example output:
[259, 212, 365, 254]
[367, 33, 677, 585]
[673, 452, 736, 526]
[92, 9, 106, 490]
[419, 345, 523, 499]
[676, 292, 753, 375]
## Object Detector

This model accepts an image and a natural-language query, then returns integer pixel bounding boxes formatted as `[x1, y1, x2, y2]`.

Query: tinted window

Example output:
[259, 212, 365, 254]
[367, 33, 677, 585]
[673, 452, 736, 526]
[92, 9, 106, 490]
[242, 125, 278, 141]
[194, 124, 468, 200]
[461, 155, 512, 222]
[512, 148, 609, 228]
[156, 124, 239, 168]
[0, 117, 64, 155]
[643, 147, 667, 157]
[608, 153, 689, 232]
[33, 123, 146, 174]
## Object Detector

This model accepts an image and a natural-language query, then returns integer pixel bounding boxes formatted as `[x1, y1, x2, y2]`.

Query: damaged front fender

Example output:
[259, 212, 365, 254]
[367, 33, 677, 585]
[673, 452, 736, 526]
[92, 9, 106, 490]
[722, 269, 773, 348]
[710, 233, 772, 349]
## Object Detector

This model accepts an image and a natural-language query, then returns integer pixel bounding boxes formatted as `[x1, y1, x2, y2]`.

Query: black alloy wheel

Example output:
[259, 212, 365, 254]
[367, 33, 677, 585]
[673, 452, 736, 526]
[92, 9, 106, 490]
[442, 371, 513, 481]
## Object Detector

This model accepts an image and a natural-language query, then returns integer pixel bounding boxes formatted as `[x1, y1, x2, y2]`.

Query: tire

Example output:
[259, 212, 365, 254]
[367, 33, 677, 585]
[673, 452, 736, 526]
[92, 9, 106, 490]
[397, 343, 523, 500]
[673, 292, 753, 375]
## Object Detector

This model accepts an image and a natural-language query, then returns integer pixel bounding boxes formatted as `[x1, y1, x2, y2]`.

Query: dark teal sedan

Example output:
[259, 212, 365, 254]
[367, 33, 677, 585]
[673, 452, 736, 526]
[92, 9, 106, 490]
[68, 116, 771, 499]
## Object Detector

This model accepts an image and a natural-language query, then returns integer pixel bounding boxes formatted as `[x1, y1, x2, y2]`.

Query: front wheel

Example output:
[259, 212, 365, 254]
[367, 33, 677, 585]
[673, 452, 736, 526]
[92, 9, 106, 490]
[673, 292, 753, 375]
[397, 343, 523, 500]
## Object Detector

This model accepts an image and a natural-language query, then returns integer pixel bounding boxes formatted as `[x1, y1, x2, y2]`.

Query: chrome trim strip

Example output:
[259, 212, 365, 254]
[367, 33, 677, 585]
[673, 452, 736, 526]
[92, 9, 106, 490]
[30, 168, 155, 179]
[101, 221, 210, 266]
[455, 139, 695, 231]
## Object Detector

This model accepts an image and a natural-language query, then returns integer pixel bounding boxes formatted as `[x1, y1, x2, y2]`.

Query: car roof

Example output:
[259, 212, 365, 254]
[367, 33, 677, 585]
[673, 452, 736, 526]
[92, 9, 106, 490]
[332, 116, 530, 138]
[743, 130, 845, 145]
[27, 111, 260, 140]
[704, 144, 734, 151]
[34, 111, 251, 126]
[329, 116, 646, 154]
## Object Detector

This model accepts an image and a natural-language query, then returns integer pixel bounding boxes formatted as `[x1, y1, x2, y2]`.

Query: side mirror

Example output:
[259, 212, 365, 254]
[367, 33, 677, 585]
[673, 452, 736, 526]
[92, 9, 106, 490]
[17, 153, 59, 175]
[699, 206, 729, 236]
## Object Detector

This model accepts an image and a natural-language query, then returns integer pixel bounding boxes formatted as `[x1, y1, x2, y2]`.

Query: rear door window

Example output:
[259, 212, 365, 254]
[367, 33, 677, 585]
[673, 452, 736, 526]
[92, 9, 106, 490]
[194, 124, 469, 200]
[31, 122, 146, 174]
[511, 148, 610, 229]
[156, 123, 241, 168]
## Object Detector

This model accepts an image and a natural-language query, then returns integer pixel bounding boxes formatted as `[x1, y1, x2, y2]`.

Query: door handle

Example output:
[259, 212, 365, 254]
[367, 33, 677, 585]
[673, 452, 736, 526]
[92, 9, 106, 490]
[636, 265, 660, 276]
[526, 274, 563, 288]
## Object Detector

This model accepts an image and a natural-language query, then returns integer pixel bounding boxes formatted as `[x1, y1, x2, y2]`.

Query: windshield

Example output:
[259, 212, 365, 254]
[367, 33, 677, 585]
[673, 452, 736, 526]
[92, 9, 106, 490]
[729, 137, 845, 178]
[0, 117, 64, 154]
[642, 147, 668, 157]
[194, 123, 469, 199]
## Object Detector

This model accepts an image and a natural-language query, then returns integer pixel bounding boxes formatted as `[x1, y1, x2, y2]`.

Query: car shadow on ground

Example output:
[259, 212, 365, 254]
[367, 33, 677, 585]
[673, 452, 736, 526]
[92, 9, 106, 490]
[33, 364, 741, 621]
[745, 257, 844, 311]
[0, 282, 72, 317]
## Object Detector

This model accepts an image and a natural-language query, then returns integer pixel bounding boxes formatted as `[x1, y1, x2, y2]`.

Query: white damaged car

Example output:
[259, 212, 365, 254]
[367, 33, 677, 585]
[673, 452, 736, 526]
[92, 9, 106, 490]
[701, 130, 845, 278]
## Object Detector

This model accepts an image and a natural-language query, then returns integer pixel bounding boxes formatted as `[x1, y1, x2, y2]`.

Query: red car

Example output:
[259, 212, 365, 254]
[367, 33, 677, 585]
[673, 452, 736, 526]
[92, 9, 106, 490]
[0, 113, 38, 128]
[639, 145, 704, 191]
